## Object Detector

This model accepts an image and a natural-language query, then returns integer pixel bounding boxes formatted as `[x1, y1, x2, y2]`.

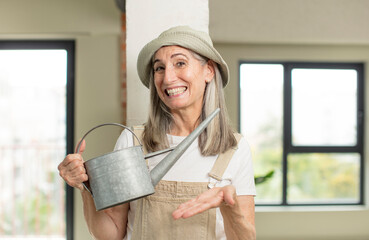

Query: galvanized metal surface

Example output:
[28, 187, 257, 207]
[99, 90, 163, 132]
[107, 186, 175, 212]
[85, 146, 154, 210]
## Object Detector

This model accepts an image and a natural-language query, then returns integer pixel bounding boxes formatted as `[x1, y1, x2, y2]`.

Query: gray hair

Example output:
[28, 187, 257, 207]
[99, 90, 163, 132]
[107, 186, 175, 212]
[142, 50, 236, 156]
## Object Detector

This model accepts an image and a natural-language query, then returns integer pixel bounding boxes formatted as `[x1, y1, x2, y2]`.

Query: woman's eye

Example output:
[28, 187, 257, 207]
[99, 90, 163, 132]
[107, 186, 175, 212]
[154, 66, 164, 72]
[176, 61, 186, 67]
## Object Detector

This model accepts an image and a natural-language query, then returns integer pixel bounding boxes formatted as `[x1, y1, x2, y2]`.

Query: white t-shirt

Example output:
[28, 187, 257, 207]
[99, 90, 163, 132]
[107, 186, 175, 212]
[114, 129, 256, 240]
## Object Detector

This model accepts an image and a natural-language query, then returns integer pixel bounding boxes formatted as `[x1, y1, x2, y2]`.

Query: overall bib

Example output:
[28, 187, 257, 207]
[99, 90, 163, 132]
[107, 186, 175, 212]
[131, 126, 241, 240]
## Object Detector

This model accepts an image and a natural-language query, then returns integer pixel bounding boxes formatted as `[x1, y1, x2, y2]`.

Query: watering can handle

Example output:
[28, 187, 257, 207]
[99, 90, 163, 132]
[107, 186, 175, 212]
[75, 123, 143, 196]
[75, 123, 143, 154]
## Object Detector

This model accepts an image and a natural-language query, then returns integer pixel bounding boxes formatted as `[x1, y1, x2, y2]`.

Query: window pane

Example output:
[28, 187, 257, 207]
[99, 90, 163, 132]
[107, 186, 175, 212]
[288, 153, 360, 204]
[0, 50, 67, 238]
[240, 64, 283, 204]
[291, 69, 357, 146]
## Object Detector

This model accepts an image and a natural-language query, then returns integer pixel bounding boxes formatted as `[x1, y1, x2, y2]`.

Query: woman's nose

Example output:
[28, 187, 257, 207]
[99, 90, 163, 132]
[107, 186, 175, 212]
[163, 66, 176, 84]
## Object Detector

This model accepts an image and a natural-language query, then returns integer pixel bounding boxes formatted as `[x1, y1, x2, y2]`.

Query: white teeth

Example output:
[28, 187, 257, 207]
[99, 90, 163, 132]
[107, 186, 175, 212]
[166, 87, 186, 96]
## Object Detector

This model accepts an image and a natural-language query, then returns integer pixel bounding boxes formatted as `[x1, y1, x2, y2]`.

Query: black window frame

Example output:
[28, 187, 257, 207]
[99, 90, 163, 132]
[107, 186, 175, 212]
[239, 61, 365, 206]
[0, 40, 75, 238]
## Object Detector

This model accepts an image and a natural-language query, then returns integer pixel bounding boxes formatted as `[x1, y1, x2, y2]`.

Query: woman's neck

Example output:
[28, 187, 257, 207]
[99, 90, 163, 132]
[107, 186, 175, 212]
[169, 108, 202, 136]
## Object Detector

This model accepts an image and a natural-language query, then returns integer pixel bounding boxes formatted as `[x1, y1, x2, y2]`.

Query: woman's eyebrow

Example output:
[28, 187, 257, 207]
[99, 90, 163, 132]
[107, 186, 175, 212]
[153, 52, 188, 64]
[171, 53, 188, 59]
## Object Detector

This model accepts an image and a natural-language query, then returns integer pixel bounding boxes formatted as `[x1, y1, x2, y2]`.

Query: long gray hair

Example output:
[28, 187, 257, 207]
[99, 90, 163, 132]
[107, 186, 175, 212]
[142, 50, 237, 156]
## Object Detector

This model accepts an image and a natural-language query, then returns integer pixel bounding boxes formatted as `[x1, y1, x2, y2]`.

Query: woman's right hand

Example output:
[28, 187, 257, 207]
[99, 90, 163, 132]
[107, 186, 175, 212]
[58, 140, 88, 191]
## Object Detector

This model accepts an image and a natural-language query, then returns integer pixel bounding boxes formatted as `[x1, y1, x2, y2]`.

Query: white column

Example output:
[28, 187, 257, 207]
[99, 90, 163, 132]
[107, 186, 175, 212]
[126, 0, 209, 126]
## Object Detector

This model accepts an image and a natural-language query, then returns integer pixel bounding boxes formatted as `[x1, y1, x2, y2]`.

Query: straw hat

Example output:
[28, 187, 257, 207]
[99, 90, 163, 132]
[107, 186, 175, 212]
[137, 26, 229, 88]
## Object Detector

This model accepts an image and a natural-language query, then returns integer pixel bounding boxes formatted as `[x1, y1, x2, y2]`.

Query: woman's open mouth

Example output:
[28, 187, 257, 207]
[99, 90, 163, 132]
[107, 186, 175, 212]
[165, 87, 187, 96]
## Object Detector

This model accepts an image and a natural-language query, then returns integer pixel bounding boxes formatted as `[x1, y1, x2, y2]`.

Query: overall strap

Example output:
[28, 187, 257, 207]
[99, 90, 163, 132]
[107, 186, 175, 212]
[132, 125, 147, 154]
[208, 133, 242, 181]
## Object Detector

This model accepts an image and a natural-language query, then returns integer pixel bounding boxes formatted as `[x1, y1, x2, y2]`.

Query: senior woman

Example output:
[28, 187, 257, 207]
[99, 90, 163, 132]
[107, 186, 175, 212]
[58, 26, 256, 240]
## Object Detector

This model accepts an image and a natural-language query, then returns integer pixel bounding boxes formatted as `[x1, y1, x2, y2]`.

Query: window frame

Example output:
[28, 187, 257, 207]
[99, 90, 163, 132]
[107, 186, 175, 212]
[0, 40, 75, 238]
[239, 61, 365, 206]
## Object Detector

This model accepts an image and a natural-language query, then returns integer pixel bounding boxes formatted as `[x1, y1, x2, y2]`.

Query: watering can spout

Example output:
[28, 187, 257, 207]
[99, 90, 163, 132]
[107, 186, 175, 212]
[149, 108, 220, 186]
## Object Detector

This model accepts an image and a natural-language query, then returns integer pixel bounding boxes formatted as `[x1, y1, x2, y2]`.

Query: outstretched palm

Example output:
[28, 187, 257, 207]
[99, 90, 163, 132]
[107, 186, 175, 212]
[172, 185, 237, 219]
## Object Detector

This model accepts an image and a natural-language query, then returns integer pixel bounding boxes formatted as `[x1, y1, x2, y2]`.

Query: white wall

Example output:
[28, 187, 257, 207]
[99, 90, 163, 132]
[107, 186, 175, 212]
[125, 0, 209, 126]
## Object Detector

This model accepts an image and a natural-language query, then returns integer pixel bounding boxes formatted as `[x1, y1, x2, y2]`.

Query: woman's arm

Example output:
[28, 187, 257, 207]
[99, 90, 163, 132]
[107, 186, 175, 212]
[172, 185, 256, 240]
[220, 194, 256, 240]
[81, 189, 129, 240]
[58, 140, 129, 240]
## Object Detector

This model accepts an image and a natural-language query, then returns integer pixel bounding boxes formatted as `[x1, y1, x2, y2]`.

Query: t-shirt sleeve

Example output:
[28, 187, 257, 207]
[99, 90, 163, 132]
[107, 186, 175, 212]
[114, 128, 134, 151]
[228, 137, 256, 196]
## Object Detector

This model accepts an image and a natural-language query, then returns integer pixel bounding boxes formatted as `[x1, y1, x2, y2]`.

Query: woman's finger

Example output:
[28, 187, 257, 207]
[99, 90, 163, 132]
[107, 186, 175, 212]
[65, 157, 84, 171]
[176, 198, 197, 210]
[68, 165, 86, 177]
[222, 185, 236, 206]
[75, 139, 86, 153]
[63, 172, 88, 189]
[58, 153, 83, 170]
[71, 173, 88, 185]
[173, 190, 222, 219]
[58, 153, 87, 189]
[173, 186, 238, 220]
[180, 202, 214, 219]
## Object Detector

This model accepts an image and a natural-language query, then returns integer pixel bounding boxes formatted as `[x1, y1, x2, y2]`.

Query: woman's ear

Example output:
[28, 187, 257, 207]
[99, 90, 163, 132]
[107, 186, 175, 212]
[205, 60, 215, 83]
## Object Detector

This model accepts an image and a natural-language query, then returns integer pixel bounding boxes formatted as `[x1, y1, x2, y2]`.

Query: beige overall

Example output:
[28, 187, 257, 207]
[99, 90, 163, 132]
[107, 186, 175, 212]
[131, 126, 241, 240]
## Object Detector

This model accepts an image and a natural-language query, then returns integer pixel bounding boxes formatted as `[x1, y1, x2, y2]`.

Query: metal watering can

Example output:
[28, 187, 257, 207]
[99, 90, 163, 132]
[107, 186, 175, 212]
[76, 108, 220, 211]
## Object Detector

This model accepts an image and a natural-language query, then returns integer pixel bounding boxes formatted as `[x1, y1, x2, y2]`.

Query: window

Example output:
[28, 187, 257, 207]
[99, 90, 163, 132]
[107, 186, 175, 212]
[240, 62, 364, 205]
[0, 41, 74, 238]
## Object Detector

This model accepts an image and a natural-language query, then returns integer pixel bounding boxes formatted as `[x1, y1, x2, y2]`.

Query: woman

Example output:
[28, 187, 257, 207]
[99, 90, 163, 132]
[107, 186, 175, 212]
[58, 26, 256, 240]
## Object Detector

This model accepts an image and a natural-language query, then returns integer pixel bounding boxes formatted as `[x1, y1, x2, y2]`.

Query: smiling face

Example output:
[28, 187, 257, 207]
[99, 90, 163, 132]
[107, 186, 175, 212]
[152, 46, 214, 115]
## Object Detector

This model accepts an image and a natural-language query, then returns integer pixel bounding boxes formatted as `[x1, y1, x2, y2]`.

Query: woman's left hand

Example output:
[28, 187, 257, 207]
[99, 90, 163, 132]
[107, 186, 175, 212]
[173, 185, 256, 239]
[172, 185, 236, 219]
